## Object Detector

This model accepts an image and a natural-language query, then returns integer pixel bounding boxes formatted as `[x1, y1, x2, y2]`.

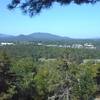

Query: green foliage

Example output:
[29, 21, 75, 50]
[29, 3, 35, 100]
[0, 85, 16, 100]
[34, 61, 62, 99]
[1, 43, 100, 64]
[11, 57, 37, 100]
[0, 43, 100, 100]
[0, 52, 16, 100]
[72, 64, 97, 100]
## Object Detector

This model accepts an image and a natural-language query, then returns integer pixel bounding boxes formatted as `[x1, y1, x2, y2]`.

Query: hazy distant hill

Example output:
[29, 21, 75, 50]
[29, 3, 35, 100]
[0, 34, 12, 38]
[0, 33, 71, 42]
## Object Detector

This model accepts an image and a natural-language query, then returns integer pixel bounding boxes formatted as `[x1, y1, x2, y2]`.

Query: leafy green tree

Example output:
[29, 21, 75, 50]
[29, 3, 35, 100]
[47, 61, 97, 100]
[73, 64, 97, 100]
[34, 60, 62, 100]
[47, 60, 78, 100]
[11, 57, 37, 100]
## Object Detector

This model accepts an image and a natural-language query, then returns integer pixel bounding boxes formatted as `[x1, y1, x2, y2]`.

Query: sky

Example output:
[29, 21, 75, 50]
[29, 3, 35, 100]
[0, 0, 100, 38]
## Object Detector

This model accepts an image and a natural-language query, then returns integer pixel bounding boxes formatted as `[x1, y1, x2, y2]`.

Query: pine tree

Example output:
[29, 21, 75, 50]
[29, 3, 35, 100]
[0, 51, 16, 100]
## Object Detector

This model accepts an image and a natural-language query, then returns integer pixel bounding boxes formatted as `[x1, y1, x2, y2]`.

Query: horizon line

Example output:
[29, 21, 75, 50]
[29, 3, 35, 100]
[0, 32, 100, 39]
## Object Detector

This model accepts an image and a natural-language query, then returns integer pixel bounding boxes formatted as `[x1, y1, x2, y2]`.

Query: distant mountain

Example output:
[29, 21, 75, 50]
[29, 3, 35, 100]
[27, 33, 70, 40]
[0, 33, 15, 41]
[0, 33, 12, 38]
[0, 32, 71, 42]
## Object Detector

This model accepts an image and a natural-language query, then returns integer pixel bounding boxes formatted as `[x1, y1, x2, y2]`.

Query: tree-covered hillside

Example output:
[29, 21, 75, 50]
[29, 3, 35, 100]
[0, 41, 100, 100]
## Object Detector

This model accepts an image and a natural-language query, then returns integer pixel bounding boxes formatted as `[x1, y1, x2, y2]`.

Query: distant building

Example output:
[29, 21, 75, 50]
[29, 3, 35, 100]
[84, 43, 96, 49]
[37, 43, 43, 46]
[36, 42, 96, 49]
[72, 44, 83, 49]
[46, 44, 58, 47]
[0, 42, 14, 46]
[83, 59, 100, 64]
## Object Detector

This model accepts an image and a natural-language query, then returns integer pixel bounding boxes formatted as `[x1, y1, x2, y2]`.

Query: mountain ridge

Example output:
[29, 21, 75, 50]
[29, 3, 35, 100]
[0, 32, 71, 42]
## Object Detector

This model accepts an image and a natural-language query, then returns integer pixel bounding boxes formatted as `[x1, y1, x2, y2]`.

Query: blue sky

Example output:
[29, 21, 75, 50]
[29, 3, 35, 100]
[0, 0, 100, 38]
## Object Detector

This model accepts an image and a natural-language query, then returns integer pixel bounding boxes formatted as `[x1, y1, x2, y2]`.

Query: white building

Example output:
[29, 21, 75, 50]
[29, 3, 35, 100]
[0, 42, 14, 46]
[84, 43, 96, 49]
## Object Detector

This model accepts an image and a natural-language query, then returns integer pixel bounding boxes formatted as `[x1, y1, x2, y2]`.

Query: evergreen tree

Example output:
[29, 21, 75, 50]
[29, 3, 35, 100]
[0, 52, 16, 100]
[8, 0, 99, 16]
